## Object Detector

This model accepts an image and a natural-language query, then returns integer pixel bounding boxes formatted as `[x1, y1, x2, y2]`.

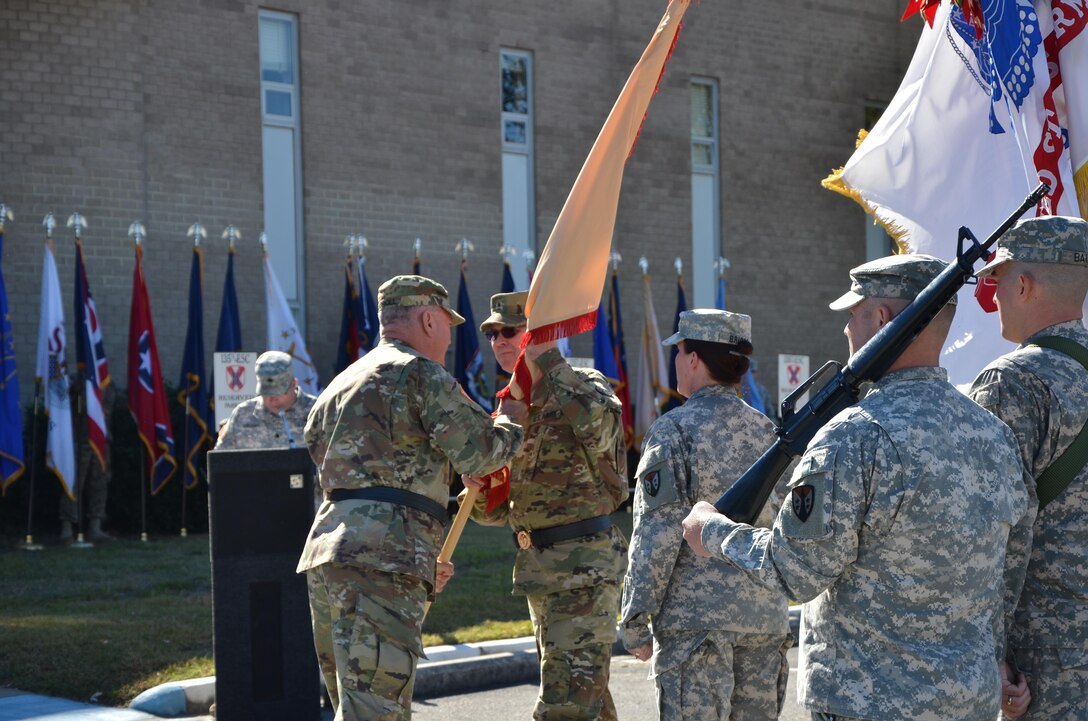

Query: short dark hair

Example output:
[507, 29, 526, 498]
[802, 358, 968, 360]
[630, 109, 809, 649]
[681, 338, 753, 385]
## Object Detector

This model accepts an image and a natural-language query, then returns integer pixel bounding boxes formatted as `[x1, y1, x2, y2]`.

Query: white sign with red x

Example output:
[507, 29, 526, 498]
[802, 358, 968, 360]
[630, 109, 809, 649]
[777, 354, 810, 411]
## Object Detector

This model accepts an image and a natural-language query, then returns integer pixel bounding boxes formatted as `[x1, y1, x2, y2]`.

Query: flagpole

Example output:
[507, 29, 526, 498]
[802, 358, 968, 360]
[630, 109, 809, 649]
[66, 213, 94, 549]
[130, 222, 150, 543]
[20, 382, 44, 551]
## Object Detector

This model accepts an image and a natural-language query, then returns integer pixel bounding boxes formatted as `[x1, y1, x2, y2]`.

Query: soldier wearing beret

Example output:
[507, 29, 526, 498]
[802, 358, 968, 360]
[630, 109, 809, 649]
[298, 275, 525, 721]
[463, 290, 629, 721]
[683, 254, 1029, 721]
[216, 350, 316, 451]
[621, 309, 791, 721]
[968, 216, 1088, 720]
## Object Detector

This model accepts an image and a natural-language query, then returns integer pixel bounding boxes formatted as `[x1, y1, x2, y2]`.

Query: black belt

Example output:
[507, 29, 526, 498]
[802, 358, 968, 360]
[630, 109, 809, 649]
[512, 515, 611, 550]
[327, 487, 448, 524]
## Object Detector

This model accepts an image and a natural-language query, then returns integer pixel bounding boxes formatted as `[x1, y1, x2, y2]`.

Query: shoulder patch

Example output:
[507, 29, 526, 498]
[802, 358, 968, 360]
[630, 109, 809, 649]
[781, 445, 836, 538]
[636, 443, 678, 511]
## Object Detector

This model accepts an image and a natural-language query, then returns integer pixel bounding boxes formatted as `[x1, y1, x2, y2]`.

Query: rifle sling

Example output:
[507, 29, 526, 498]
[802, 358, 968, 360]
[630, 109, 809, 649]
[1029, 336, 1088, 510]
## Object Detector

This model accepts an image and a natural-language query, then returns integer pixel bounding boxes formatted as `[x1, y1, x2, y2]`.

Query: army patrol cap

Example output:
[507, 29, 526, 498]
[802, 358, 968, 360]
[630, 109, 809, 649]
[975, 215, 1088, 278]
[377, 274, 465, 326]
[662, 309, 751, 347]
[255, 351, 295, 396]
[829, 253, 956, 311]
[480, 291, 529, 331]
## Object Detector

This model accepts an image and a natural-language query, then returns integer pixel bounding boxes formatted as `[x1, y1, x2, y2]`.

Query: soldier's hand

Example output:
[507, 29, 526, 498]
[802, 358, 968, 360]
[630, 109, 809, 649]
[999, 661, 1031, 718]
[462, 474, 489, 491]
[682, 501, 719, 558]
[523, 339, 557, 361]
[498, 397, 529, 425]
[630, 644, 653, 662]
[435, 561, 455, 594]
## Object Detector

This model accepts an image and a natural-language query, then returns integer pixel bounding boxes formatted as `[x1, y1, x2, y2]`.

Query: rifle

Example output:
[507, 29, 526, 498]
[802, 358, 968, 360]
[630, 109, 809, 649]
[714, 182, 1050, 523]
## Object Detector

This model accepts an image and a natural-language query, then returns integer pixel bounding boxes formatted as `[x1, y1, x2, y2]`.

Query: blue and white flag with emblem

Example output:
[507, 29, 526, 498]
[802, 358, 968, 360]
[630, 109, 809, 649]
[263, 250, 319, 395]
[825, 0, 1085, 386]
[36, 240, 76, 499]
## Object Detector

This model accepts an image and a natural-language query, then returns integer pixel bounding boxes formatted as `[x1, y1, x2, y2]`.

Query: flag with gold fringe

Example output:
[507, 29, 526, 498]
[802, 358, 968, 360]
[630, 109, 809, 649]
[634, 267, 668, 445]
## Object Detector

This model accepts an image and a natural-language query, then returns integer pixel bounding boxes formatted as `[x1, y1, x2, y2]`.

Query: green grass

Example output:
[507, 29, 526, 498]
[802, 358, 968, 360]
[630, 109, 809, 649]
[0, 512, 634, 705]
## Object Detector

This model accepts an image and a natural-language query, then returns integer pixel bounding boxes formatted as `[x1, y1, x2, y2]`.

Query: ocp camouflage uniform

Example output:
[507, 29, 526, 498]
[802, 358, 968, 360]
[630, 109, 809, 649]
[468, 348, 628, 721]
[299, 336, 522, 721]
[621, 384, 791, 721]
[970, 320, 1088, 720]
[703, 366, 1028, 721]
[216, 392, 316, 450]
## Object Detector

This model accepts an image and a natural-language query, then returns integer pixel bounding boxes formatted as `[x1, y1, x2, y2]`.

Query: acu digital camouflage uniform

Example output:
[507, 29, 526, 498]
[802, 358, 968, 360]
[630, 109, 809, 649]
[621, 310, 791, 721]
[968, 216, 1088, 720]
[60, 380, 115, 529]
[299, 276, 523, 721]
[702, 256, 1029, 721]
[468, 338, 628, 721]
[216, 350, 317, 450]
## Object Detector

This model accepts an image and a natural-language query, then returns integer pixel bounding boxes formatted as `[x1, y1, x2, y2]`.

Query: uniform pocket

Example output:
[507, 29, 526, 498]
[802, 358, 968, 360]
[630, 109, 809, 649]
[780, 446, 836, 539]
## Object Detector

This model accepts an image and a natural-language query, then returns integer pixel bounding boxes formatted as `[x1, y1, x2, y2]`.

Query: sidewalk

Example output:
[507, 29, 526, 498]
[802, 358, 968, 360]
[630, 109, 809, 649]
[0, 609, 800, 719]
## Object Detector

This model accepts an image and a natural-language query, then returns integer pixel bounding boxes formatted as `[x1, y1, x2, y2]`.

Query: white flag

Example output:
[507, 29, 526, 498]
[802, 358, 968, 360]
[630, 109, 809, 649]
[824, 0, 1083, 386]
[36, 242, 76, 498]
[263, 252, 319, 395]
[634, 273, 669, 445]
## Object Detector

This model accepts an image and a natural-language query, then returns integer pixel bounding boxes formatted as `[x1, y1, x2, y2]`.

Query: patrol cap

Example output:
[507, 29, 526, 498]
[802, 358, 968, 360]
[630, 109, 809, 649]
[662, 309, 751, 347]
[255, 351, 295, 396]
[377, 274, 466, 326]
[829, 253, 956, 311]
[480, 291, 529, 331]
[975, 216, 1088, 278]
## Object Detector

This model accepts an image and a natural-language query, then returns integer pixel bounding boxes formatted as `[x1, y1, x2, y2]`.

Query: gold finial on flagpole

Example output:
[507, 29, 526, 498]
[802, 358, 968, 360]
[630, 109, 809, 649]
[128, 222, 146, 246]
[221, 224, 241, 250]
[639, 256, 649, 275]
[523, 249, 536, 273]
[674, 257, 683, 276]
[609, 251, 622, 271]
[500, 244, 517, 263]
[344, 234, 357, 257]
[66, 212, 88, 241]
[42, 212, 56, 239]
[0, 204, 12, 232]
[187, 223, 206, 247]
[358, 235, 368, 260]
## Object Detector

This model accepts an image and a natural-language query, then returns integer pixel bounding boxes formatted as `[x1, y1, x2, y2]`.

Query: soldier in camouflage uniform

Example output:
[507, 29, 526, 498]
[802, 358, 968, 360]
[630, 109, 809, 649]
[59, 381, 115, 542]
[620, 309, 791, 720]
[464, 291, 629, 721]
[298, 276, 524, 721]
[216, 350, 317, 450]
[682, 254, 1029, 721]
[968, 216, 1088, 720]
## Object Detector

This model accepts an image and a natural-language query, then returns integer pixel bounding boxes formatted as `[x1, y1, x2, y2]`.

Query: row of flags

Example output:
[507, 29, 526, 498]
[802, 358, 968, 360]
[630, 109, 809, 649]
[0, 219, 321, 500]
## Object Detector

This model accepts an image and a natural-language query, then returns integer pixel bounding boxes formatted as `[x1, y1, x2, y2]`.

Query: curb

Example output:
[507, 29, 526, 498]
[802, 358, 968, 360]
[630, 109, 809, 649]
[133, 609, 802, 715]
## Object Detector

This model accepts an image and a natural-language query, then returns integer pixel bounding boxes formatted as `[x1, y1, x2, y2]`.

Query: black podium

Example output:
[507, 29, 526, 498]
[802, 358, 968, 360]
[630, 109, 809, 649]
[207, 447, 320, 721]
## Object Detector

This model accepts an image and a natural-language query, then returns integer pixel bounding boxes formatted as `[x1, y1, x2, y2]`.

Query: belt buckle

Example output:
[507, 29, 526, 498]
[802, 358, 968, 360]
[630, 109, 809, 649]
[516, 530, 533, 550]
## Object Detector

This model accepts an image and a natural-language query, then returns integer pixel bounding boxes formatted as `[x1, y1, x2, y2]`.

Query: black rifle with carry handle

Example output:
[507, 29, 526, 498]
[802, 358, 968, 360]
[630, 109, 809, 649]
[714, 182, 1051, 524]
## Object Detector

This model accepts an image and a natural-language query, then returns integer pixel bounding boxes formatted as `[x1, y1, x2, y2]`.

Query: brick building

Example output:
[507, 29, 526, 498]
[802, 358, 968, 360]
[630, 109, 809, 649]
[0, 0, 917, 417]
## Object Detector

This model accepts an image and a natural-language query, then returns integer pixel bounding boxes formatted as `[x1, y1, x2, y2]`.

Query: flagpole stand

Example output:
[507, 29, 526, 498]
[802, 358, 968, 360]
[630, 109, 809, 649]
[180, 527, 187, 538]
[70, 532, 93, 549]
[17, 535, 43, 551]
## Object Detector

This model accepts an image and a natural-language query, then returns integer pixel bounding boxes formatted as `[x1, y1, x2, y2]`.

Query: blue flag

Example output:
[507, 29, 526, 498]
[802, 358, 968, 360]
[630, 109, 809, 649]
[0, 227, 24, 493]
[357, 255, 379, 353]
[216, 248, 242, 353]
[494, 261, 517, 393]
[662, 275, 688, 413]
[593, 305, 621, 384]
[454, 263, 492, 411]
[607, 271, 633, 449]
[716, 275, 767, 415]
[178, 246, 212, 489]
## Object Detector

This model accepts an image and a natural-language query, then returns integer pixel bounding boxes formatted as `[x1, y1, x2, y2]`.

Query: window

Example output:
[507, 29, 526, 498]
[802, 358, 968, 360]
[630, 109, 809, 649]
[863, 101, 896, 260]
[500, 49, 535, 290]
[690, 78, 720, 308]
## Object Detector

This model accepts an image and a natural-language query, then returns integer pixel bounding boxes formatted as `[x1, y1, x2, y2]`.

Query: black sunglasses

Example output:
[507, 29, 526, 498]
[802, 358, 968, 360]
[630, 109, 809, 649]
[484, 327, 522, 341]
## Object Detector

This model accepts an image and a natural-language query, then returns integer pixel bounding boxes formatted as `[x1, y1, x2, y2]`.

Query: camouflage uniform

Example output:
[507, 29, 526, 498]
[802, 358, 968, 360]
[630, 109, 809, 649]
[216, 393, 316, 450]
[60, 381, 114, 525]
[968, 216, 1088, 720]
[701, 255, 1029, 721]
[469, 328, 628, 721]
[621, 310, 791, 721]
[217, 350, 316, 450]
[299, 276, 523, 721]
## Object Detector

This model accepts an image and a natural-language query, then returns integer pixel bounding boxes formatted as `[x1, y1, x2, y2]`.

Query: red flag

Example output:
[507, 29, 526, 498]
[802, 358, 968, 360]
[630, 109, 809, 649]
[128, 243, 177, 494]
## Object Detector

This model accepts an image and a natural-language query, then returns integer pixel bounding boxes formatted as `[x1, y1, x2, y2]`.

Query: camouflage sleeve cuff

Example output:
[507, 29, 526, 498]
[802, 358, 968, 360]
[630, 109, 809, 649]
[702, 514, 737, 564]
[621, 620, 653, 652]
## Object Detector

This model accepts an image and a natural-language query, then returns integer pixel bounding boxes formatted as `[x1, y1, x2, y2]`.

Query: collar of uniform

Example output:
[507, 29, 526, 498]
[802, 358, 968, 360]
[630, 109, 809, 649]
[686, 383, 743, 404]
[873, 365, 948, 388]
[1022, 319, 1088, 349]
[380, 336, 426, 359]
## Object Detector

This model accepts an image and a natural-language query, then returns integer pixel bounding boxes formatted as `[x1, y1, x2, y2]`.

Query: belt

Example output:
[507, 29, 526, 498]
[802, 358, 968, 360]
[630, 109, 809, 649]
[512, 515, 611, 551]
[326, 487, 449, 524]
